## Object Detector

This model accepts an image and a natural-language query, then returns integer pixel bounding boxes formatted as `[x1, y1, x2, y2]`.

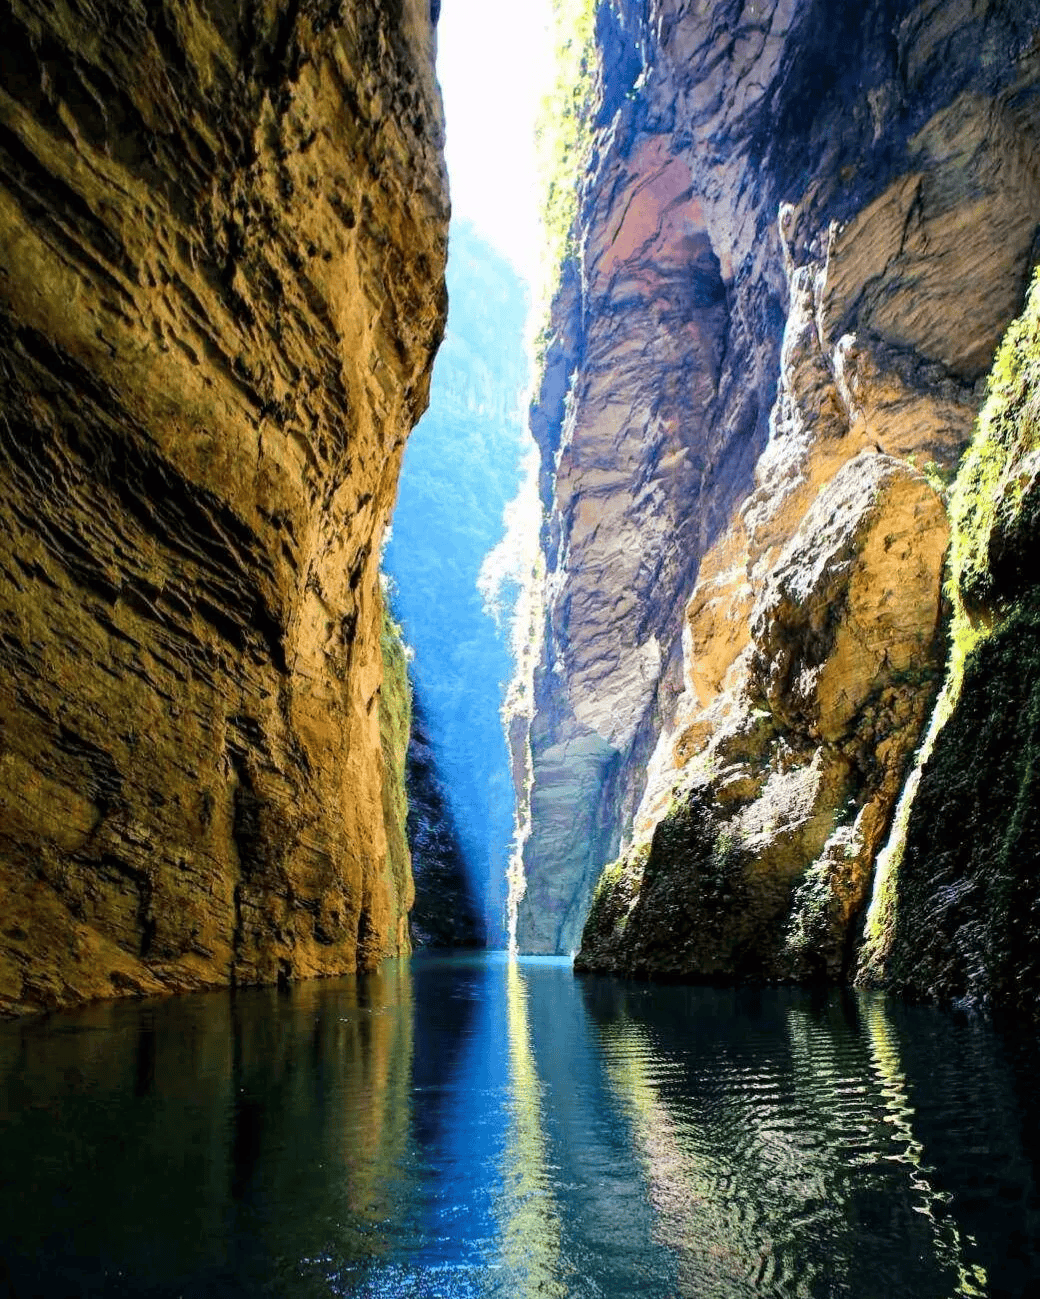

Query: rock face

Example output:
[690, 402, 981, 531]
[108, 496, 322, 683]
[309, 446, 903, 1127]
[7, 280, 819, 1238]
[406, 699, 485, 949]
[516, 0, 1040, 968]
[579, 451, 949, 979]
[860, 269, 1040, 1013]
[0, 0, 448, 1015]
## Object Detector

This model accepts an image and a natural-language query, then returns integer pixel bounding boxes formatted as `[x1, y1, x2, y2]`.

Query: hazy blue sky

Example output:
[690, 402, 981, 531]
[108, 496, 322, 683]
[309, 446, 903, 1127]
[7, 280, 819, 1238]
[436, 0, 553, 282]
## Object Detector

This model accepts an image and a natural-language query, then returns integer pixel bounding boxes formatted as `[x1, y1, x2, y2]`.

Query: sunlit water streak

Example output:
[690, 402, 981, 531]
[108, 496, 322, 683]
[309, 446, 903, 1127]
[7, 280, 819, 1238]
[497, 958, 567, 1297]
[1, 955, 1038, 1297]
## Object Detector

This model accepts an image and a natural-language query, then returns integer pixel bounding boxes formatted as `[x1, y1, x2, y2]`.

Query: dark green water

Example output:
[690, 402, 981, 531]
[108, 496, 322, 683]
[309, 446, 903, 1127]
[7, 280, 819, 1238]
[1, 953, 1038, 1297]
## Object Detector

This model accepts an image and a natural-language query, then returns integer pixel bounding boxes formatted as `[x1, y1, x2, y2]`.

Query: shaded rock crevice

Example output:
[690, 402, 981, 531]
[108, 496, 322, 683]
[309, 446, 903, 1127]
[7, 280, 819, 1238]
[405, 699, 485, 950]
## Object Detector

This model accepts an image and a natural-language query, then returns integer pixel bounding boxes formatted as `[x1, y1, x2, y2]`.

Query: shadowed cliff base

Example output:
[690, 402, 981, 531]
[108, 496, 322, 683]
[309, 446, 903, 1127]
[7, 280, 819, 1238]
[859, 268, 1040, 1015]
[406, 699, 485, 949]
[0, 0, 449, 1015]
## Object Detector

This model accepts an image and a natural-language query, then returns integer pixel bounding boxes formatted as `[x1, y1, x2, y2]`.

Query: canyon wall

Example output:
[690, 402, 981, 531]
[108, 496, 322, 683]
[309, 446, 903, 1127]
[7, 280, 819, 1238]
[406, 697, 485, 949]
[860, 267, 1040, 1013]
[0, 0, 449, 1015]
[516, 0, 1040, 985]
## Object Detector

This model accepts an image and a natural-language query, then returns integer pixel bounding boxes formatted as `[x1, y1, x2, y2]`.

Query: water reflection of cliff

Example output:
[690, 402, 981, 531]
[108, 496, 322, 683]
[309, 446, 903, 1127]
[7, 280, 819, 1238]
[2, 957, 1039, 1297]
[515, 959, 679, 1296]
[498, 959, 568, 1298]
[0, 966, 418, 1296]
[578, 981, 992, 1298]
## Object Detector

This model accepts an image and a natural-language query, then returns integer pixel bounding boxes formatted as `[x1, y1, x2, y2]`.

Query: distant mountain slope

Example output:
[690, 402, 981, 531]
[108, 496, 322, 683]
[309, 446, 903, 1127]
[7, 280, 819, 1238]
[383, 221, 530, 943]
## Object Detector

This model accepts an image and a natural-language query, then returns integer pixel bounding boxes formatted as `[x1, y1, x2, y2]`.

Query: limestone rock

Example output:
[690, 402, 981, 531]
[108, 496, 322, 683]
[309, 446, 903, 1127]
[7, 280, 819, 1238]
[0, 0, 448, 1015]
[578, 451, 948, 979]
[517, 0, 1040, 968]
[859, 269, 1040, 1013]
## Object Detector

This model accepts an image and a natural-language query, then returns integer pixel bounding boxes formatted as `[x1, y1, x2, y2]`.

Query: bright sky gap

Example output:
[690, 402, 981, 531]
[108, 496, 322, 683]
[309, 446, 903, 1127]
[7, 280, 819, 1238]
[436, 0, 554, 284]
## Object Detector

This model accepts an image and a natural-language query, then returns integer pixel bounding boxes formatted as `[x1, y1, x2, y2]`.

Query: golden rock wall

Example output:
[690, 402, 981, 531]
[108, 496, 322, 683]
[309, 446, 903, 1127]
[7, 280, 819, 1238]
[0, 0, 448, 1014]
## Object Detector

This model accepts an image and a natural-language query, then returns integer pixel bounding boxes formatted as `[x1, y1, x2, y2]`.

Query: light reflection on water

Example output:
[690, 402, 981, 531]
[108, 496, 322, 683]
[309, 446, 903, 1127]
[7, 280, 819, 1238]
[1, 954, 1038, 1296]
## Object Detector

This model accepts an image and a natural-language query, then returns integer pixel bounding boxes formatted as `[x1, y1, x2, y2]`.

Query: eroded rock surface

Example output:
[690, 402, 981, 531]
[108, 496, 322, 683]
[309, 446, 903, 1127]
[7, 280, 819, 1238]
[859, 269, 1040, 1014]
[579, 450, 948, 978]
[516, 0, 1040, 967]
[0, 0, 448, 1014]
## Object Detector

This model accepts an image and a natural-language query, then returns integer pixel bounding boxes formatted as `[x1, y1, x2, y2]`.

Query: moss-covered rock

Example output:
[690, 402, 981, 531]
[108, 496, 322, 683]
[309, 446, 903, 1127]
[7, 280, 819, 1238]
[950, 271, 1040, 615]
[576, 788, 766, 979]
[876, 605, 1040, 1011]
[378, 602, 415, 954]
[863, 269, 1040, 1013]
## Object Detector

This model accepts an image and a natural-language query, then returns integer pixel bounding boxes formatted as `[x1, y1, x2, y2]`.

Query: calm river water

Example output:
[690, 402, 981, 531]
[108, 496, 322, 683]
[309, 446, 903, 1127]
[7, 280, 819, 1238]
[1, 953, 1039, 1297]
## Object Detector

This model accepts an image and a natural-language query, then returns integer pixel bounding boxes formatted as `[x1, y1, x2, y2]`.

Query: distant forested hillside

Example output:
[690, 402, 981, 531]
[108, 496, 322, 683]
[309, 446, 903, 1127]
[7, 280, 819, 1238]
[383, 221, 530, 943]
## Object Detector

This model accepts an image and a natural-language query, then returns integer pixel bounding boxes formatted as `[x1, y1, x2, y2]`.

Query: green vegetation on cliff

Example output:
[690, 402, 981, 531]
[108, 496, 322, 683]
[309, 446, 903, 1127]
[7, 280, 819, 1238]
[379, 600, 414, 943]
[377, 595, 484, 950]
[861, 268, 1040, 1011]
[949, 269, 1040, 616]
[534, 0, 597, 324]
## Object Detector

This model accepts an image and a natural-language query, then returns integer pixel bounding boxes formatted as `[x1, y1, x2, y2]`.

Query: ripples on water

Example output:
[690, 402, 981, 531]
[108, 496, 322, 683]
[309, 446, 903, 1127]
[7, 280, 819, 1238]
[1, 953, 1038, 1297]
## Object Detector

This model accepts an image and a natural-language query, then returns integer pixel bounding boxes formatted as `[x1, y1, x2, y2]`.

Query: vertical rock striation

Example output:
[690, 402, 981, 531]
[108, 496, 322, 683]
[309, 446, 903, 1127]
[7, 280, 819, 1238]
[516, 0, 1040, 971]
[0, 0, 449, 1014]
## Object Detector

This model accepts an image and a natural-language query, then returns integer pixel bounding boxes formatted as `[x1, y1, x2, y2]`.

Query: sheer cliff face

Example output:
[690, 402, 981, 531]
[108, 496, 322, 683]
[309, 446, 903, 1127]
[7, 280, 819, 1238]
[517, 0, 1040, 960]
[859, 269, 1040, 1014]
[0, 0, 448, 1014]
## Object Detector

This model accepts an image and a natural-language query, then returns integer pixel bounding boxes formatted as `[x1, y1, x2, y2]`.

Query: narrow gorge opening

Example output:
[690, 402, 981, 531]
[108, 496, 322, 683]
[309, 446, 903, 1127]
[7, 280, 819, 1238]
[381, 0, 552, 949]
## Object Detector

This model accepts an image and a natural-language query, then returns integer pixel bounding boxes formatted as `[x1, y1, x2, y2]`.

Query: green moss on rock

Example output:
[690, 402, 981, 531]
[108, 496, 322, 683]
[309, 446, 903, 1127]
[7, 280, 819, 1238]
[869, 269, 1040, 1012]
[379, 598, 414, 940]
[881, 604, 1040, 1011]
[575, 785, 789, 980]
[950, 269, 1040, 615]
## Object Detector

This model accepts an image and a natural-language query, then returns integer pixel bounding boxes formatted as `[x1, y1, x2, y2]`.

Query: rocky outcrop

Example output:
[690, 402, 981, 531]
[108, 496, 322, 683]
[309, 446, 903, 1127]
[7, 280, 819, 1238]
[859, 269, 1040, 1013]
[579, 450, 949, 979]
[0, 0, 448, 1015]
[516, 0, 1040, 967]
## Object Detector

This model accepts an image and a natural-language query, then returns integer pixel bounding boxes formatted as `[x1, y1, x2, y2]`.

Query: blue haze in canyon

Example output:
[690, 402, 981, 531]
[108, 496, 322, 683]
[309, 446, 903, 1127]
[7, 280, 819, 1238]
[382, 221, 530, 944]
